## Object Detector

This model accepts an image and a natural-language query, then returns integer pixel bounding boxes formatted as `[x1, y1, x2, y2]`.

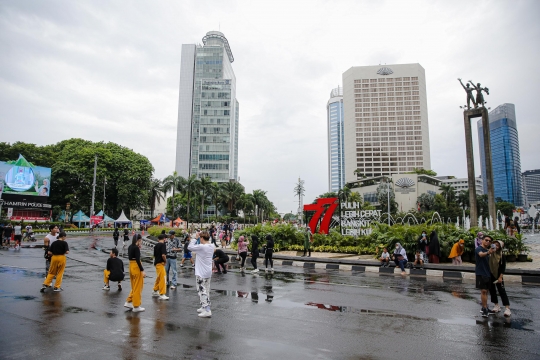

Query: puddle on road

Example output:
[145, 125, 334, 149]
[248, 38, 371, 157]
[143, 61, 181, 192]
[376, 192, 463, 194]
[14, 295, 37, 301]
[305, 301, 433, 321]
[439, 317, 535, 332]
[64, 306, 92, 313]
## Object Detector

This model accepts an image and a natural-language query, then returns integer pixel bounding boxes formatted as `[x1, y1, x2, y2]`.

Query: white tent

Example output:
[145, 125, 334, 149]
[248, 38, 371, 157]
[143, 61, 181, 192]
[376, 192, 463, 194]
[115, 210, 131, 226]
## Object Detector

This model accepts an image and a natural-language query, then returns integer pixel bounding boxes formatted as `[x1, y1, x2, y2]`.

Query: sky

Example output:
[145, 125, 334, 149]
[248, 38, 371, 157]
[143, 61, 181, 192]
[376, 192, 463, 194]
[1, 0, 539, 214]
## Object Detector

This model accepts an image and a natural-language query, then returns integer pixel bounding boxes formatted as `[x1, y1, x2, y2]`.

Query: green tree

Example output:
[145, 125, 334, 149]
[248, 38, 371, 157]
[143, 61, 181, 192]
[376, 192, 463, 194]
[252, 189, 268, 223]
[182, 175, 201, 226]
[376, 182, 397, 213]
[148, 178, 165, 218]
[438, 184, 456, 205]
[162, 171, 184, 218]
[417, 193, 435, 211]
[198, 176, 213, 225]
[236, 193, 255, 224]
[457, 190, 469, 210]
[409, 168, 437, 176]
[496, 201, 516, 217]
[220, 181, 244, 216]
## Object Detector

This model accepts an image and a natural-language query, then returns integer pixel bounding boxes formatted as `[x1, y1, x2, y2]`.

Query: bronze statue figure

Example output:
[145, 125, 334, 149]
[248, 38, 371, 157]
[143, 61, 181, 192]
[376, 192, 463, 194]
[458, 78, 476, 109]
[468, 81, 489, 108]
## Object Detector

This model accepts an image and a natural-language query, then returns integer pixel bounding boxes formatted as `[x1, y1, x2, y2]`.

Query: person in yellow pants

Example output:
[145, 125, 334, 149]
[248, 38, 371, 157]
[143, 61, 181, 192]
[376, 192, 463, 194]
[152, 234, 169, 300]
[124, 234, 146, 312]
[40, 232, 69, 292]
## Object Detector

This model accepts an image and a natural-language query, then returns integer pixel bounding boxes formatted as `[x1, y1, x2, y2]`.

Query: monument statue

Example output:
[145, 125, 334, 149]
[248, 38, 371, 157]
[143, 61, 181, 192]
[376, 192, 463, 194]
[468, 81, 489, 108]
[458, 78, 476, 109]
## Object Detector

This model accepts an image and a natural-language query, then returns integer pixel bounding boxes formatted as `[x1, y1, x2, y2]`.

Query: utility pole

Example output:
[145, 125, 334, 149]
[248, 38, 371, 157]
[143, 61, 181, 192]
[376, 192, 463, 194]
[90, 155, 97, 225]
[102, 176, 106, 227]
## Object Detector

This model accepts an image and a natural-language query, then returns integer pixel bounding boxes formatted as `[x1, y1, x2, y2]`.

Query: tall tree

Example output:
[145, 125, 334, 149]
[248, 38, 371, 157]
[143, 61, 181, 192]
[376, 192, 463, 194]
[182, 175, 200, 228]
[457, 190, 470, 210]
[438, 184, 456, 205]
[198, 176, 213, 226]
[148, 178, 165, 218]
[236, 193, 255, 224]
[220, 181, 244, 216]
[208, 182, 222, 219]
[252, 189, 268, 223]
[162, 171, 184, 218]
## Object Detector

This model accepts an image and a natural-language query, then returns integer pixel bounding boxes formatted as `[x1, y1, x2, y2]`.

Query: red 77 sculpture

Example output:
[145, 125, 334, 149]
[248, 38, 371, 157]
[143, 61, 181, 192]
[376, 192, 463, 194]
[303, 197, 339, 234]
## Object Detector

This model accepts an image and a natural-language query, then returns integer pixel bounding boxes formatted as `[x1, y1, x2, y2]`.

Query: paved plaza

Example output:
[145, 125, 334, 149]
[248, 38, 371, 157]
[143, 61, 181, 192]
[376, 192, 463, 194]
[0, 236, 539, 359]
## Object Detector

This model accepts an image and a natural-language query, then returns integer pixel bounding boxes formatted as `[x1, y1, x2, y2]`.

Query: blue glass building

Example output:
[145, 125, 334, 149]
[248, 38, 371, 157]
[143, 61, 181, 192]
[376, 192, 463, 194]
[478, 103, 523, 206]
[327, 87, 345, 192]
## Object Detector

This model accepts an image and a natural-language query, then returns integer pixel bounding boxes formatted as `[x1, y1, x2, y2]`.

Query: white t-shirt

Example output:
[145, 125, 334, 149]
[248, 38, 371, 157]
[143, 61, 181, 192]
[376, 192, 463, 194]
[14, 226, 22, 235]
[45, 233, 58, 245]
[381, 251, 390, 259]
[188, 240, 215, 279]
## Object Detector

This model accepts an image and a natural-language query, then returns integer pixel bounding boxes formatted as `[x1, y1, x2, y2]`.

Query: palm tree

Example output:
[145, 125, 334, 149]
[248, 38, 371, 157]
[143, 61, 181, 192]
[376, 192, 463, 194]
[199, 177, 213, 227]
[207, 182, 222, 220]
[349, 191, 362, 204]
[182, 175, 201, 230]
[220, 181, 244, 215]
[236, 193, 255, 224]
[457, 190, 470, 210]
[338, 185, 352, 203]
[252, 189, 268, 223]
[148, 178, 165, 218]
[439, 184, 456, 205]
[162, 171, 184, 219]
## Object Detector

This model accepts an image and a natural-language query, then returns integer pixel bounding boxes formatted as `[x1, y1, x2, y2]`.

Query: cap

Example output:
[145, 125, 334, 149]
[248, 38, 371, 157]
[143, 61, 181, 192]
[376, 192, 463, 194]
[169, 230, 176, 235]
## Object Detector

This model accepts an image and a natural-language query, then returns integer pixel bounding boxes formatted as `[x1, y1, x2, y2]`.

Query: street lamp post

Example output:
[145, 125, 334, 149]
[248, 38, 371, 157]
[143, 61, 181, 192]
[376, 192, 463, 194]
[102, 176, 107, 228]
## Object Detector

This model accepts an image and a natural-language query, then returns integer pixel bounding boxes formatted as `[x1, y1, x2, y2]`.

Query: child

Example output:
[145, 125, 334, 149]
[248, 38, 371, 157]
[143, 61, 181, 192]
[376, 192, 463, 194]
[379, 248, 390, 267]
[103, 248, 125, 291]
[41, 231, 69, 292]
[188, 231, 215, 318]
[413, 249, 424, 269]
[181, 234, 195, 268]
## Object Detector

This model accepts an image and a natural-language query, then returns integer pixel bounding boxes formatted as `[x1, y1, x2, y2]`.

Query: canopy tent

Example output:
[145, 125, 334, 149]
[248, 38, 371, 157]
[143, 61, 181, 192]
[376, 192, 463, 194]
[114, 210, 131, 227]
[173, 217, 186, 229]
[72, 210, 90, 228]
[58, 210, 68, 222]
[96, 210, 115, 222]
[150, 213, 171, 224]
[139, 219, 152, 225]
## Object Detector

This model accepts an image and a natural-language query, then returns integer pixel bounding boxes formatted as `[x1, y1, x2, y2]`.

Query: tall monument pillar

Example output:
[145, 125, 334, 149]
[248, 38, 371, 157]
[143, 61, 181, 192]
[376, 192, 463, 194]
[463, 107, 496, 228]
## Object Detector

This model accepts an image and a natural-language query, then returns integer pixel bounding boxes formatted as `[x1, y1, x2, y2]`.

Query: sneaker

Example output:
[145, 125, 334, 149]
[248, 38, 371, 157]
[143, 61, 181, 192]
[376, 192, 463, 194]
[132, 306, 145, 312]
[40, 285, 48, 293]
[197, 307, 204, 313]
[102, 285, 110, 291]
[53, 287, 63, 292]
[487, 308, 496, 315]
[270, 268, 274, 272]
[124, 301, 134, 309]
[217, 271, 222, 274]
[191, 264, 195, 268]
[118, 284, 122, 291]
[251, 269, 259, 274]
[151, 290, 159, 297]
[170, 285, 176, 289]
[265, 268, 268, 273]
[180, 264, 185, 268]
[492, 304, 501, 313]
[481, 307, 489, 318]
[223, 270, 227, 274]
[158, 294, 169, 300]
[504, 308, 511, 317]
[198, 310, 212, 318]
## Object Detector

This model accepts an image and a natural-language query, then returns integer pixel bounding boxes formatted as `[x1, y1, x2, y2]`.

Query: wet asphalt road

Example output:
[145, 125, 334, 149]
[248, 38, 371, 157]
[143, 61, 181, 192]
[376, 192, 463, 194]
[0, 236, 539, 360]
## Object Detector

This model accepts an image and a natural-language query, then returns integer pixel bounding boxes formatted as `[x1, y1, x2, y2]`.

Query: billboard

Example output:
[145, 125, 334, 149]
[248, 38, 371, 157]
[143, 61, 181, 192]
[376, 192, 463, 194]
[0, 155, 51, 197]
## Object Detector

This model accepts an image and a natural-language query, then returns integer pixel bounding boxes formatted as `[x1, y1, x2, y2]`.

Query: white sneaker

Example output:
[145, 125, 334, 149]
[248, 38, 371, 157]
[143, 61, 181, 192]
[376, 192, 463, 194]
[132, 306, 145, 312]
[158, 294, 169, 300]
[102, 285, 110, 291]
[270, 268, 274, 272]
[197, 307, 204, 313]
[170, 285, 176, 289]
[151, 290, 159, 297]
[124, 302, 134, 309]
[492, 304, 501, 313]
[504, 308, 511, 317]
[251, 269, 259, 274]
[198, 310, 212, 318]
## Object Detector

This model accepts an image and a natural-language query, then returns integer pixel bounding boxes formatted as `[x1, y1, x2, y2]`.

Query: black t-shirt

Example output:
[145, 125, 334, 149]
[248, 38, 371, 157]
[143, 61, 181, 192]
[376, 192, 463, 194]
[154, 242, 166, 265]
[214, 249, 228, 260]
[128, 245, 144, 271]
[49, 240, 69, 255]
[4, 227, 12, 237]
[106, 257, 125, 281]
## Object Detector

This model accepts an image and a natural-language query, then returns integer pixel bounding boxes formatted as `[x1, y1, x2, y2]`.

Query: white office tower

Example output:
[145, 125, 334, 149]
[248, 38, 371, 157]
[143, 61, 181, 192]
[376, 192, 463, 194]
[327, 87, 345, 192]
[342, 64, 430, 183]
[175, 31, 239, 182]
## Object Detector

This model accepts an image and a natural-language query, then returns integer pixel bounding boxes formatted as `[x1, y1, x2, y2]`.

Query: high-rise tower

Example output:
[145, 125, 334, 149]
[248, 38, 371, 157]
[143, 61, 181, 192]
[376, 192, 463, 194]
[342, 63, 431, 182]
[327, 87, 345, 192]
[175, 31, 239, 182]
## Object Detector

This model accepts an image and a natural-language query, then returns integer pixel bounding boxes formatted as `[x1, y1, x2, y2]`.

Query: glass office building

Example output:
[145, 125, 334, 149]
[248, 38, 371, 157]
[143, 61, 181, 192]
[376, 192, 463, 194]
[522, 169, 540, 206]
[175, 31, 239, 182]
[478, 103, 523, 206]
[328, 87, 345, 192]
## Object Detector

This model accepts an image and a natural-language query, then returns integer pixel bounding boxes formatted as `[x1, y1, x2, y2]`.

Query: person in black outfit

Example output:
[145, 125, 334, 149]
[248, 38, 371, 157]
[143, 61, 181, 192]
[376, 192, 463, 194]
[103, 248, 125, 291]
[213, 248, 229, 274]
[264, 234, 274, 273]
[124, 234, 146, 312]
[250, 235, 259, 274]
[113, 228, 120, 248]
[123, 228, 129, 248]
[209, 225, 218, 247]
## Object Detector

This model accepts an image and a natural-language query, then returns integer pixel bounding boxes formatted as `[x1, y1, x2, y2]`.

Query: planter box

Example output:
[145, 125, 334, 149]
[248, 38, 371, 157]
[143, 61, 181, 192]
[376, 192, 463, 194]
[506, 255, 517, 262]
[517, 254, 528, 262]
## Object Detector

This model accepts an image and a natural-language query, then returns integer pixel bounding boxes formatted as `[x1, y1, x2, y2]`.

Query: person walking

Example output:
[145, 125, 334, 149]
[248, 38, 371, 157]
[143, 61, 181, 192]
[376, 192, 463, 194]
[123, 228, 130, 248]
[3, 223, 13, 247]
[181, 234, 195, 268]
[13, 223, 22, 249]
[250, 235, 260, 274]
[188, 231, 215, 318]
[448, 239, 465, 265]
[40, 231, 69, 292]
[165, 230, 181, 289]
[152, 234, 169, 300]
[392, 242, 408, 275]
[489, 240, 511, 317]
[476, 234, 496, 318]
[428, 230, 440, 264]
[113, 228, 120, 248]
[103, 248, 125, 291]
[213, 248, 229, 274]
[237, 235, 248, 271]
[302, 226, 312, 257]
[264, 234, 274, 273]
[124, 234, 146, 312]
[44, 225, 59, 274]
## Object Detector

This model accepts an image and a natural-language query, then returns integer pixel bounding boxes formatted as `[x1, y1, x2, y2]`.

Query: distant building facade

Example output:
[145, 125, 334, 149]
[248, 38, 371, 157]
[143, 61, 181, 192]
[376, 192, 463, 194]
[478, 103, 523, 206]
[437, 176, 484, 196]
[342, 63, 431, 183]
[523, 169, 540, 206]
[327, 87, 345, 192]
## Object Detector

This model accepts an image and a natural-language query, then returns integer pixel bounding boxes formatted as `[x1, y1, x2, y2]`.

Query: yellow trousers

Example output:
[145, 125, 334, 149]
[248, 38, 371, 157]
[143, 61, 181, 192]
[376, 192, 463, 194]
[126, 261, 144, 307]
[43, 255, 66, 289]
[153, 262, 166, 295]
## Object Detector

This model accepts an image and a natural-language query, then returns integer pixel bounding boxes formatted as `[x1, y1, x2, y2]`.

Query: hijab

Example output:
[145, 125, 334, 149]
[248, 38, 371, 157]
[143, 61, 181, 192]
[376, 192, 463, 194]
[489, 240, 504, 277]
[428, 230, 440, 257]
[394, 242, 404, 254]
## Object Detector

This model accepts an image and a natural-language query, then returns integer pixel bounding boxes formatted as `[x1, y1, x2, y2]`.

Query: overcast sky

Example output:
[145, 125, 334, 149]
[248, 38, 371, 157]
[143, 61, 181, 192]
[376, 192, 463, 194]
[1, 0, 539, 214]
